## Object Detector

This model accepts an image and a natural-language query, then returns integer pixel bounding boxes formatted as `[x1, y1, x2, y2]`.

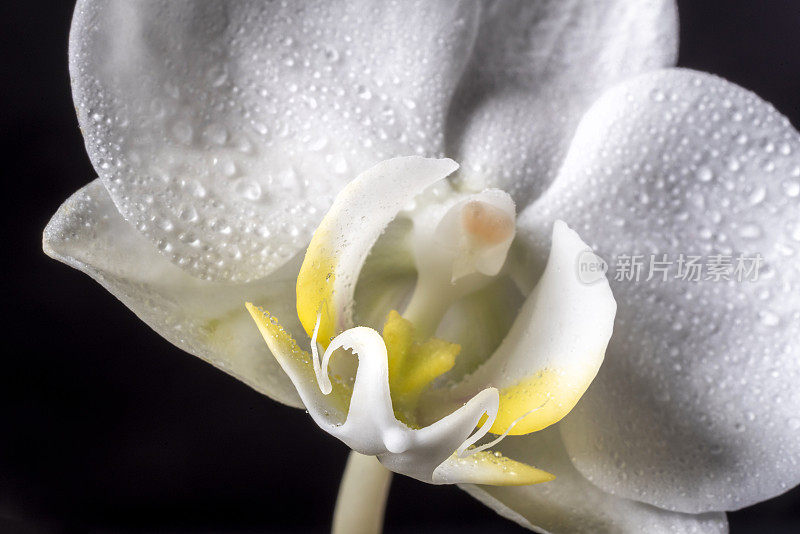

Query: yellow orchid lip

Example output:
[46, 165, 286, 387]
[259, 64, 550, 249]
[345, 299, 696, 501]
[382, 310, 460, 427]
[247, 299, 555, 487]
[246, 156, 616, 487]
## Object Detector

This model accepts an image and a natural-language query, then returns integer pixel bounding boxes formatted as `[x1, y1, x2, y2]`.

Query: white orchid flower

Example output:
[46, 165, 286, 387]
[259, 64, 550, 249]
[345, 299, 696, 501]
[43, 1, 800, 533]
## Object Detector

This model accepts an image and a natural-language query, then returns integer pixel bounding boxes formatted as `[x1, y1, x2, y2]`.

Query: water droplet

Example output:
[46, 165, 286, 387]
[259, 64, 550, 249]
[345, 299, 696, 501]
[235, 179, 262, 201]
[332, 155, 348, 174]
[782, 180, 800, 198]
[215, 158, 237, 178]
[191, 182, 207, 199]
[179, 205, 198, 222]
[323, 46, 340, 62]
[696, 167, 714, 182]
[738, 223, 762, 239]
[759, 310, 780, 326]
[308, 136, 329, 151]
[251, 121, 269, 136]
[789, 223, 800, 242]
[650, 89, 666, 102]
[748, 186, 766, 205]
[356, 85, 372, 100]
[203, 123, 228, 145]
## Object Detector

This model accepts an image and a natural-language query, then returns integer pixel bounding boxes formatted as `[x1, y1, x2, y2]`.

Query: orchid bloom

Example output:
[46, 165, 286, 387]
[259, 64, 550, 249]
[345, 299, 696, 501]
[43, 1, 800, 533]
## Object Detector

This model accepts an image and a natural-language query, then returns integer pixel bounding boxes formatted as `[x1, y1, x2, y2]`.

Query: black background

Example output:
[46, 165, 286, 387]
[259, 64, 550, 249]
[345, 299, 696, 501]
[3, 2, 800, 533]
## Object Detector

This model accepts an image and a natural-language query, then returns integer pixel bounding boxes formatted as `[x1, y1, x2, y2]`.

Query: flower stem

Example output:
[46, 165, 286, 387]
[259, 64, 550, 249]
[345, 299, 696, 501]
[332, 451, 393, 534]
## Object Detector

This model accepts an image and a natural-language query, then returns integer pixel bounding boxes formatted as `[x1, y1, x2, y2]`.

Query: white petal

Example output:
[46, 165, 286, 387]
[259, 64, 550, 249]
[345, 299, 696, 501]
[518, 69, 800, 512]
[295, 157, 459, 345]
[44, 180, 302, 407]
[69, 0, 480, 282]
[430, 221, 615, 436]
[447, 0, 677, 205]
[461, 426, 729, 534]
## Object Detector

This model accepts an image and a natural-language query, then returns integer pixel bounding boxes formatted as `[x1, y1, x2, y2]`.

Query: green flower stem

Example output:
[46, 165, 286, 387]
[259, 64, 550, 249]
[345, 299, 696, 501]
[332, 451, 393, 534]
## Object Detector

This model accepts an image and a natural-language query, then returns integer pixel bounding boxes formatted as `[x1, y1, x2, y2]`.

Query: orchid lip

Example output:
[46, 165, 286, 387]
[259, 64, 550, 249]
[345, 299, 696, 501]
[310, 311, 550, 461]
[309, 311, 501, 459]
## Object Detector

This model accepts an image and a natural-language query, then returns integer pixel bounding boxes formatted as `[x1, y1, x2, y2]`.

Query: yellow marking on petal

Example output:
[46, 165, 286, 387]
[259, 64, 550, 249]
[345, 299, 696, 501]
[296, 231, 337, 348]
[403, 338, 460, 394]
[201, 318, 221, 336]
[245, 302, 352, 414]
[382, 310, 460, 425]
[383, 309, 414, 382]
[489, 363, 601, 436]
[444, 450, 555, 486]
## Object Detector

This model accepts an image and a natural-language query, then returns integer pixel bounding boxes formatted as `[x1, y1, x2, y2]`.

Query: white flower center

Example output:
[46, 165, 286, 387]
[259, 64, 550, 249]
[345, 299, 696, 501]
[246, 157, 615, 486]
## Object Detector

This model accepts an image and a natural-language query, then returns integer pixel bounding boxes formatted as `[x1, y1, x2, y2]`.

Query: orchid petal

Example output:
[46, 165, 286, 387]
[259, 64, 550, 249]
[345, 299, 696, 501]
[518, 69, 800, 512]
[44, 180, 302, 407]
[246, 303, 351, 426]
[428, 222, 615, 436]
[461, 427, 729, 534]
[448, 0, 678, 205]
[69, 0, 480, 282]
[295, 156, 458, 346]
